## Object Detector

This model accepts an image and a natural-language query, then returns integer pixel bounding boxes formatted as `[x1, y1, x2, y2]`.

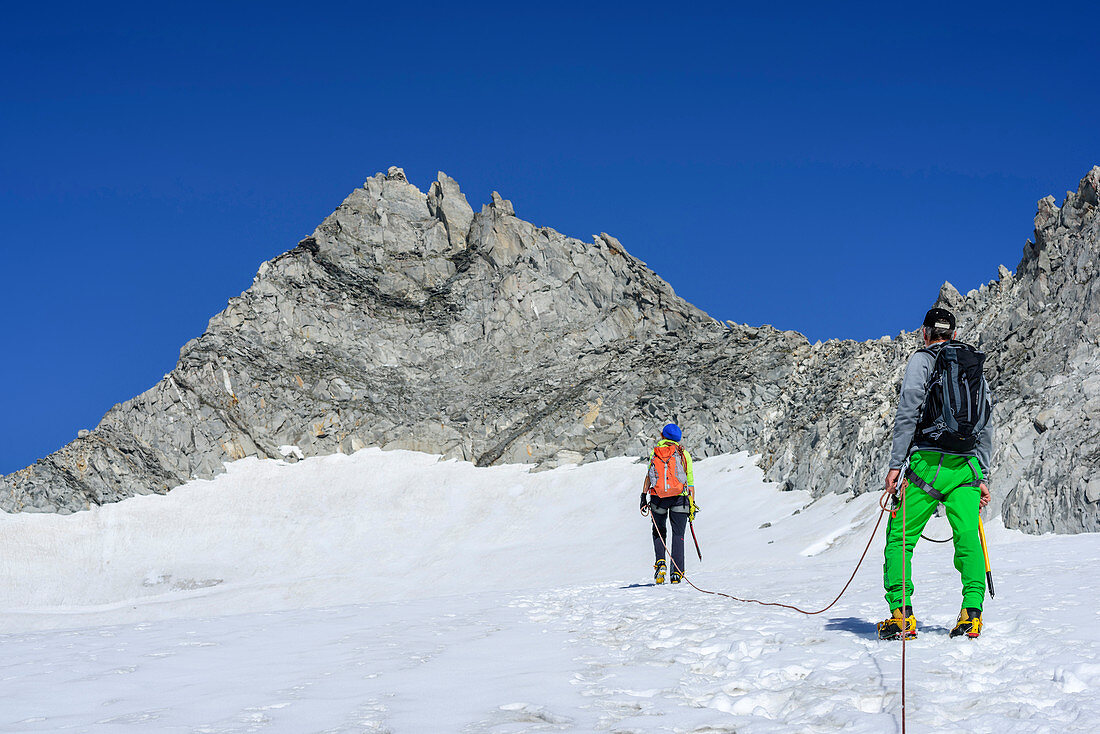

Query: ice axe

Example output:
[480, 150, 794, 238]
[977, 515, 995, 598]
[687, 495, 702, 561]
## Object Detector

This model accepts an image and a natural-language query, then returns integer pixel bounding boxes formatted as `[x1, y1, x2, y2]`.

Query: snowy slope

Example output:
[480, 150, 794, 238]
[1, 449, 1098, 732]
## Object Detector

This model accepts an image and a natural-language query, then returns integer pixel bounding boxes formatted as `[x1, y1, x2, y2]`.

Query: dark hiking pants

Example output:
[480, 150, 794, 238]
[650, 495, 689, 574]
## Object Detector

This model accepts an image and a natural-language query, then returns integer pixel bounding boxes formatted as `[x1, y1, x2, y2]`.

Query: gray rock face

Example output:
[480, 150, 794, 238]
[3, 166, 1099, 534]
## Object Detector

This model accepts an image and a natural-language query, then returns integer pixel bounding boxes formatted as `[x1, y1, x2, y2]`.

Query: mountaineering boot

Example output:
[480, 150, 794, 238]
[877, 607, 917, 640]
[670, 570, 683, 584]
[654, 559, 667, 584]
[950, 608, 983, 639]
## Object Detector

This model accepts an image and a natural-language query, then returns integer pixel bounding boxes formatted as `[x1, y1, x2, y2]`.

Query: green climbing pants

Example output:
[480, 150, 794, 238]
[883, 450, 986, 612]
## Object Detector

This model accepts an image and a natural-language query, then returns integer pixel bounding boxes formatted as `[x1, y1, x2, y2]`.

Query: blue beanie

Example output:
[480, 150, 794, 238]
[661, 423, 681, 442]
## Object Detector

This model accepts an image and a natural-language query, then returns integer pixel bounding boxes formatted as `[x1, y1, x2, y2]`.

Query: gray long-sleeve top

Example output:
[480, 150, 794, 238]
[889, 346, 994, 474]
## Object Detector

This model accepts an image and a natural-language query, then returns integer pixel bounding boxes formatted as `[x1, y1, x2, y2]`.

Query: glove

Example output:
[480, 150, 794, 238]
[688, 495, 699, 522]
[640, 491, 649, 516]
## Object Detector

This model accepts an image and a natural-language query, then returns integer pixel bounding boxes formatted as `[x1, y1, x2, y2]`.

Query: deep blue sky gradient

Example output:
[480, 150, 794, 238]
[2, 2, 1098, 474]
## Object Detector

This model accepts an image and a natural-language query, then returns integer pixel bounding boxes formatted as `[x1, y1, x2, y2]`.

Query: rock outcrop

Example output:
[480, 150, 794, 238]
[4, 166, 1099, 534]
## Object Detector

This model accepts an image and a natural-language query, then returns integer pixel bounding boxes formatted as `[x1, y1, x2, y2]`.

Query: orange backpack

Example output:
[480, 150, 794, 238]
[649, 443, 687, 498]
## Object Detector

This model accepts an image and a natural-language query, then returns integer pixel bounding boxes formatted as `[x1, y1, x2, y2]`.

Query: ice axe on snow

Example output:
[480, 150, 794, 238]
[689, 521, 702, 561]
[978, 515, 995, 598]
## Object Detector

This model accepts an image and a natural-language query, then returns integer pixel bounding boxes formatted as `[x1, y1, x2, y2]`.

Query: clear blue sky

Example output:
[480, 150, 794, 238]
[2, 1, 1097, 474]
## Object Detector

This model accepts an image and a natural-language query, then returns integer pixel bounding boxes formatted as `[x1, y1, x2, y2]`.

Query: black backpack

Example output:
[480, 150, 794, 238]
[915, 341, 991, 452]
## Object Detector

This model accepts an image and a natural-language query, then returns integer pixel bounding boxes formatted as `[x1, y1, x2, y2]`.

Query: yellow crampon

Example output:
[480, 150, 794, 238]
[950, 608, 983, 638]
[877, 608, 917, 640]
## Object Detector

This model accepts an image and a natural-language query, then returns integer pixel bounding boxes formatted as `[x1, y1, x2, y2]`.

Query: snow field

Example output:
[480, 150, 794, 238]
[0, 448, 1097, 732]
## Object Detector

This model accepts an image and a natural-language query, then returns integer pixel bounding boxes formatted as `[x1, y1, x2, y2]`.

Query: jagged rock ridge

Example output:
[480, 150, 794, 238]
[4, 166, 1099, 534]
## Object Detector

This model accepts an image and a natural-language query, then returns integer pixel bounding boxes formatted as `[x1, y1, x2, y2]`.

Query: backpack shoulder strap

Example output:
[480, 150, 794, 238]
[676, 444, 690, 490]
[917, 342, 946, 358]
[913, 346, 941, 391]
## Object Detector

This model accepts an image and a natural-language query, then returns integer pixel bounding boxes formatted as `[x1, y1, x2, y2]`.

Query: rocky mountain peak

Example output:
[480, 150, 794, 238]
[934, 281, 965, 312]
[4, 167, 1099, 534]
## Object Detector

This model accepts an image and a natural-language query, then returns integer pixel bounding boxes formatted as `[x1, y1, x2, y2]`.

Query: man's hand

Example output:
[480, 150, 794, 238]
[885, 468, 902, 495]
[979, 482, 991, 509]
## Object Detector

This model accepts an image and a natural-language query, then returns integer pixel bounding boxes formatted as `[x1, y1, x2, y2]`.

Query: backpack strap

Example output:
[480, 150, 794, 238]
[904, 347, 943, 461]
[967, 456, 984, 483]
[917, 340, 948, 357]
[675, 444, 692, 496]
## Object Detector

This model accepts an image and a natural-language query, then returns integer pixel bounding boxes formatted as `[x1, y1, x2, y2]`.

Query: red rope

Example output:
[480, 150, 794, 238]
[900, 485, 908, 734]
[646, 488, 907, 732]
[647, 491, 889, 615]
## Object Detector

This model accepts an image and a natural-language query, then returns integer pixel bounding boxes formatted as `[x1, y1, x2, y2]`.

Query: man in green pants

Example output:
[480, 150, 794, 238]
[879, 307, 994, 640]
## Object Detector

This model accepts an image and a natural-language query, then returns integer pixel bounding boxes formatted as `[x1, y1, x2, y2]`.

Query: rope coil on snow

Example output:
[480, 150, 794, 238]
[646, 488, 908, 731]
[647, 491, 890, 615]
